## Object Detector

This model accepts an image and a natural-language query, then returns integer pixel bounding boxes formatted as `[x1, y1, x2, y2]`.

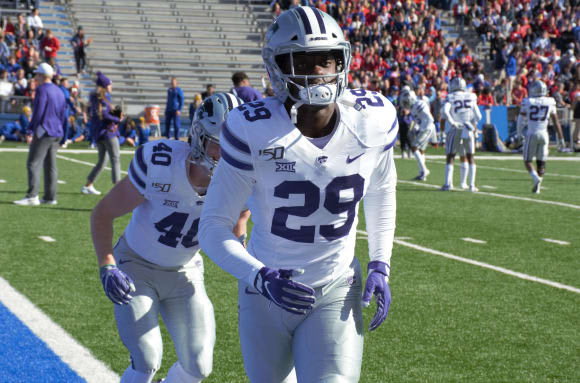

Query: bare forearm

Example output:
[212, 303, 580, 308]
[90, 205, 116, 267]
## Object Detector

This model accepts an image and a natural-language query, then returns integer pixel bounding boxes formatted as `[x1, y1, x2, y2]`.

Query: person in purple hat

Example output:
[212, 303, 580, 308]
[14, 62, 66, 206]
[81, 71, 124, 195]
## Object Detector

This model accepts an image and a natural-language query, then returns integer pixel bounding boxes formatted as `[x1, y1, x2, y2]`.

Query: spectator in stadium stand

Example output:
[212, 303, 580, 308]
[231, 71, 262, 102]
[26, 8, 43, 36]
[493, 78, 508, 105]
[189, 93, 202, 125]
[71, 26, 91, 77]
[477, 86, 494, 106]
[13, 63, 65, 206]
[552, 81, 570, 109]
[505, 48, 519, 105]
[0, 34, 10, 66]
[164, 76, 184, 140]
[40, 29, 60, 67]
[14, 68, 28, 96]
[511, 78, 527, 106]
[81, 72, 123, 196]
[453, 0, 468, 34]
[0, 69, 14, 112]
[14, 13, 27, 43]
[201, 83, 214, 99]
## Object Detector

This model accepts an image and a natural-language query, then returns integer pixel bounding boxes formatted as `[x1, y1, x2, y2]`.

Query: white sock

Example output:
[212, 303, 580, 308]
[460, 162, 468, 185]
[469, 164, 476, 186]
[165, 362, 204, 383]
[413, 151, 425, 174]
[120, 366, 156, 383]
[445, 164, 454, 186]
[419, 152, 428, 173]
[530, 170, 540, 183]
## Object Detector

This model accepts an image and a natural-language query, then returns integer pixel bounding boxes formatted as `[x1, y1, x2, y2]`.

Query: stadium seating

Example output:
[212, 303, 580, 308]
[65, 0, 272, 112]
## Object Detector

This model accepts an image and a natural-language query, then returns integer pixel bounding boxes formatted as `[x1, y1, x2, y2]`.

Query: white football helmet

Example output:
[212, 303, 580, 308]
[190, 92, 244, 174]
[262, 6, 351, 106]
[449, 77, 466, 93]
[399, 90, 417, 109]
[529, 80, 547, 97]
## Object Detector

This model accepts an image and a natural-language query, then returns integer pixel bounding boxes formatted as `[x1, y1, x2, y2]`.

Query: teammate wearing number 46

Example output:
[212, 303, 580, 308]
[90, 93, 249, 383]
[517, 80, 565, 194]
[199, 6, 397, 383]
[440, 77, 482, 192]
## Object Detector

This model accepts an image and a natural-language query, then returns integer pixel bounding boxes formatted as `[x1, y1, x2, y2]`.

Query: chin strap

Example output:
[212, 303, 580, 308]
[290, 101, 303, 124]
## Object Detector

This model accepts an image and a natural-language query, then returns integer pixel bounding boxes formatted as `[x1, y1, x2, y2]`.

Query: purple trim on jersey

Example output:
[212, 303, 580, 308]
[220, 147, 254, 171]
[312, 7, 326, 34]
[223, 122, 251, 154]
[389, 118, 398, 133]
[383, 136, 397, 152]
[129, 162, 146, 189]
[134, 146, 147, 175]
[296, 7, 313, 35]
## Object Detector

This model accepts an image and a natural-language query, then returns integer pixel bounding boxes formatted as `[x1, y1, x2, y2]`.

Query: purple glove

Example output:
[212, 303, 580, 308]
[362, 261, 391, 331]
[254, 267, 315, 315]
[99, 265, 136, 305]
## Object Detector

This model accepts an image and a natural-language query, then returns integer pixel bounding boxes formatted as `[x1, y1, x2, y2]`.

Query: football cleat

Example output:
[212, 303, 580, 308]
[532, 178, 542, 194]
[469, 185, 479, 193]
[460, 183, 469, 190]
[13, 196, 40, 206]
[440, 184, 453, 191]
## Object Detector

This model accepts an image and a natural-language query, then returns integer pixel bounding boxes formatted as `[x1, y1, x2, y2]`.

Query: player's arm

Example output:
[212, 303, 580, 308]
[91, 177, 145, 267]
[233, 209, 251, 245]
[471, 95, 482, 125]
[442, 102, 460, 128]
[516, 104, 528, 139]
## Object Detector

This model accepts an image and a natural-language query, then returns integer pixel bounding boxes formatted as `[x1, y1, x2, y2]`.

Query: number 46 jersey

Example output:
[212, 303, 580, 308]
[126, 140, 205, 268]
[200, 90, 398, 288]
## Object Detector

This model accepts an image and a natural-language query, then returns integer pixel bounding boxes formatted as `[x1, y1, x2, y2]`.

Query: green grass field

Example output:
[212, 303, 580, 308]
[1, 142, 579, 382]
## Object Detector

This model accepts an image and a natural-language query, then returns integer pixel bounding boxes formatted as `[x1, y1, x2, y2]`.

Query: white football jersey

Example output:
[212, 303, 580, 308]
[409, 99, 434, 131]
[443, 90, 480, 126]
[519, 97, 556, 135]
[126, 140, 205, 268]
[201, 89, 398, 287]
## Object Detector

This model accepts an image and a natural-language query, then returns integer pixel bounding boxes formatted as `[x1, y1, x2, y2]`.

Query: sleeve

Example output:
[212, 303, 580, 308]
[199, 154, 264, 287]
[27, 87, 46, 134]
[101, 103, 120, 124]
[472, 95, 482, 124]
[178, 88, 184, 110]
[442, 100, 456, 125]
[363, 145, 397, 280]
[128, 144, 148, 195]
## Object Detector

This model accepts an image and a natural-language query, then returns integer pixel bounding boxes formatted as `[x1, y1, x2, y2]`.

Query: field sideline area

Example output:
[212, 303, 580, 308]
[0, 143, 579, 382]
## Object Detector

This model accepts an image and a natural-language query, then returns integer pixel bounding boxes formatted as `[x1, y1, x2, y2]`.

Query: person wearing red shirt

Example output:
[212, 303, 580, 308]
[40, 29, 60, 66]
[511, 79, 528, 105]
[477, 87, 495, 106]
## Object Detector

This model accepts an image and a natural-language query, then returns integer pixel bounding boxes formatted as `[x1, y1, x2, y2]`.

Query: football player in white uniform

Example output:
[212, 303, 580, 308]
[199, 7, 397, 383]
[400, 88, 435, 180]
[517, 80, 565, 193]
[440, 77, 482, 192]
[91, 93, 249, 383]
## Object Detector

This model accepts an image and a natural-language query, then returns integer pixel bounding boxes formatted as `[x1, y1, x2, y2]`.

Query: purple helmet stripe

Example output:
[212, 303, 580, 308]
[296, 7, 313, 35]
[312, 7, 326, 34]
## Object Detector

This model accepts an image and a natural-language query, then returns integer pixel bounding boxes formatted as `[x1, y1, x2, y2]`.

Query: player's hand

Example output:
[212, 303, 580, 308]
[362, 261, 391, 331]
[464, 122, 474, 131]
[99, 264, 136, 305]
[254, 267, 315, 315]
[557, 138, 566, 151]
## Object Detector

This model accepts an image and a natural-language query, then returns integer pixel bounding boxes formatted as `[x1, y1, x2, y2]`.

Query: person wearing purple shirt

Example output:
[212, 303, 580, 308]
[14, 63, 66, 206]
[81, 71, 123, 196]
[231, 71, 263, 102]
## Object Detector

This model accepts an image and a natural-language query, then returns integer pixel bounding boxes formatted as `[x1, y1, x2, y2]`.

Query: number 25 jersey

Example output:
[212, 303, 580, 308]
[126, 140, 205, 268]
[202, 90, 398, 287]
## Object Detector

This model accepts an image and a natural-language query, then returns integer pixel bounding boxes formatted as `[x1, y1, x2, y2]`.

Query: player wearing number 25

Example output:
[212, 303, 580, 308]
[199, 7, 398, 383]
[90, 93, 249, 383]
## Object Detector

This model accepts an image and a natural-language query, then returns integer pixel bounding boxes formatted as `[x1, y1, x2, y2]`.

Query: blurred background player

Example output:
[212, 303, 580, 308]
[399, 88, 435, 181]
[440, 77, 482, 192]
[91, 92, 249, 383]
[517, 80, 565, 194]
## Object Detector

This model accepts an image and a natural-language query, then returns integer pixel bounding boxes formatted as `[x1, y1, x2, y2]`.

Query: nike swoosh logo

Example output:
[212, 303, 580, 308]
[118, 260, 132, 265]
[346, 152, 364, 164]
[244, 286, 260, 295]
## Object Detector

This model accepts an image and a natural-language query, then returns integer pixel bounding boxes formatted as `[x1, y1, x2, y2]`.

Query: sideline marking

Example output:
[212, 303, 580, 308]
[0, 277, 120, 382]
[481, 185, 497, 190]
[39, 236, 56, 243]
[398, 180, 580, 210]
[462, 237, 487, 244]
[542, 238, 570, 246]
[56, 154, 129, 175]
[356, 231, 580, 294]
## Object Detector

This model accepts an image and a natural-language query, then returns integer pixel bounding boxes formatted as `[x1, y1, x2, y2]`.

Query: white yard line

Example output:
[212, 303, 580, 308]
[356, 231, 580, 294]
[0, 277, 120, 382]
[56, 154, 128, 175]
[542, 238, 571, 246]
[398, 180, 580, 210]
[461, 237, 487, 244]
[0, 179, 6, 183]
[480, 185, 497, 190]
[426, 159, 580, 179]
[38, 236, 56, 242]
[422, 154, 580, 162]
